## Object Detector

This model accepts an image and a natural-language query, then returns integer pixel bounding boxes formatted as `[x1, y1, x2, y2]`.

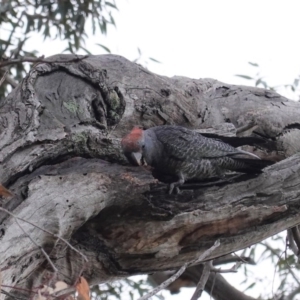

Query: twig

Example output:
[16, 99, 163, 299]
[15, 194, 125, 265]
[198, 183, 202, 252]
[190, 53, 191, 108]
[136, 240, 220, 300]
[0, 55, 89, 68]
[210, 261, 243, 273]
[190, 261, 211, 300]
[3, 73, 18, 87]
[190, 259, 243, 300]
[13, 216, 58, 274]
[0, 208, 88, 266]
[232, 252, 256, 265]
[2, 11, 25, 56]
[287, 229, 299, 257]
[209, 273, 216, 300]
[0, 70, 9, 87]
[291, 226, 300, 255]
[51, 286, 76, 298]
[0, 289, 28, 300]
[1, 284, 38, 298]
[260, 242, 300, 286]
[214, 254, 255, 266]
[285, 285, 300, 300]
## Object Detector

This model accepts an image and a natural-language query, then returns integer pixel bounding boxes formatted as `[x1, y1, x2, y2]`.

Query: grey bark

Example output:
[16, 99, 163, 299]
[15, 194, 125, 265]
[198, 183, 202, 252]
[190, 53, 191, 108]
[0, 54, 300, 299]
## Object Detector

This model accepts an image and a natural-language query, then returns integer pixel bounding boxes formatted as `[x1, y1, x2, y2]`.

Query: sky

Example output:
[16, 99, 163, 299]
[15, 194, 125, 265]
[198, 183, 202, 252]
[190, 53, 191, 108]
[2, 0, 300, 299]
[38, 0, 300, 101]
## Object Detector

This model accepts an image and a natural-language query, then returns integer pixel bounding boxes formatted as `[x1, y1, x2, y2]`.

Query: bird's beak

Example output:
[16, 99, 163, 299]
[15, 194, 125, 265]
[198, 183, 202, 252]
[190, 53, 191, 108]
[124, 152, 143, 166]
[124, 151, 147, 166]
[130, 152, 143, 166]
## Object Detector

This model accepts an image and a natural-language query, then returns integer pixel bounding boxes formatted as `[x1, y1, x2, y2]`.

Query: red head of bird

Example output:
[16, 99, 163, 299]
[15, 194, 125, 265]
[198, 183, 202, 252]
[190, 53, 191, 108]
[121, 127, 145, 166]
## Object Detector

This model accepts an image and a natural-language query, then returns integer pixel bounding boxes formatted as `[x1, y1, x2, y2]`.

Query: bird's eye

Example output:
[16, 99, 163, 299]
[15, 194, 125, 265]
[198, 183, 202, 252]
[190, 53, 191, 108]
[142, 145, 145, 149]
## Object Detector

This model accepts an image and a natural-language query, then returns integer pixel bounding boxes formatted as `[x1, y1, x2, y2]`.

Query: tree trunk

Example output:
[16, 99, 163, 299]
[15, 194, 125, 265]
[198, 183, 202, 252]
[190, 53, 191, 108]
[1, 54, 300, 299]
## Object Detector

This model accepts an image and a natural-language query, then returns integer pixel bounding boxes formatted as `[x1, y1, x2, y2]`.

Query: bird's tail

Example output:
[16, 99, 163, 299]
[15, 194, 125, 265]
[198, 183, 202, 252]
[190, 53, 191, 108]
[230, 157, 274, 174]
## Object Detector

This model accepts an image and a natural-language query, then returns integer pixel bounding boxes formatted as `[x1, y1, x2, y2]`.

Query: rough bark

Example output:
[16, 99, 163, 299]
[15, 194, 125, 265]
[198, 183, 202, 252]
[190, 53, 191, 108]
[1, 54, 300, 299]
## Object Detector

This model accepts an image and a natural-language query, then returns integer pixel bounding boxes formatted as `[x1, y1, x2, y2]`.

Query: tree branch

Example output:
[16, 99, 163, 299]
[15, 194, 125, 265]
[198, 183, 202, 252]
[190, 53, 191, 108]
[137, 240, 220, 300]
[190, 262, 211, 300]
[291, 227, 300, 254]
[0, 70, 18, 88]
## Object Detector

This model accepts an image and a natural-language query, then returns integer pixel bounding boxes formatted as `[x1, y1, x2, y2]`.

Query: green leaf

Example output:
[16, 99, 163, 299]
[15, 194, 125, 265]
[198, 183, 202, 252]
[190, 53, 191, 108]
[259, 80, 267, 89]
[105, 1, 118, 10]
[255, 78, 262, 87]
[43, 23, 50, 39]
[244, 282, 256, 292]
[25, 17, 34, 34]
[96, 43, 111, 53]
[73, 32, 79, 49]
[235, 74, 253, 80]
[149, 57, 161, 63]
[68, 41, 74, 53]
[79, 46, 92, 55]
[37, 17, 43, 32]
[109, 13, 116, 26]
[248, 62, 259, 67]
[91, 16, 96, 34]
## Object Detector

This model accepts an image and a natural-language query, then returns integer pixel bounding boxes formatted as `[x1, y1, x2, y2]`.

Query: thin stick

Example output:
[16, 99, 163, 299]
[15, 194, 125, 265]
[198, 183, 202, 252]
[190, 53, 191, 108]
[209, 273, 216, 300]
[287, 229, 299, 256]
[210, 261, 243, 273]
[190, 261, 211, 300]
[291, 226, 300, 254]
[137, 240, 220, 300]
[0, 208, 88, 264]
[14, 217, 58, 274]
[0, 70, 9, 87]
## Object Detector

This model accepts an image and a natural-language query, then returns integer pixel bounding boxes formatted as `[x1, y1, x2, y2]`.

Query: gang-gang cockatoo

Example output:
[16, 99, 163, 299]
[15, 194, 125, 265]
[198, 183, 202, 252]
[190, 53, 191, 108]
[121, 125, 272, 193]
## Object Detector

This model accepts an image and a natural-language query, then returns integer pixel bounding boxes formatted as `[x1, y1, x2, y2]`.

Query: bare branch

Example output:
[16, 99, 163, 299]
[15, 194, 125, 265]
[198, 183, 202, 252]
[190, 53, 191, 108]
[190, 261, 210, 300]
[0, 70, 8, 88]
[14, 216, 58, 275]
[260, 242, 300, 286]
[213, 254, 255, 266]
[0, 69, 18, 88]
[285, 285, 300, 300]
[0, 289, 28, 300]
[137, 240, 220, 300]
[287, 229, 299, 257]
[150, 264, 257, 300]
[207, 273, 256, 300]
[3, 73, 18, 87]
[210, 261, 243, 274]
[291, 226, 300, 254]
[2, 11, 25, 55]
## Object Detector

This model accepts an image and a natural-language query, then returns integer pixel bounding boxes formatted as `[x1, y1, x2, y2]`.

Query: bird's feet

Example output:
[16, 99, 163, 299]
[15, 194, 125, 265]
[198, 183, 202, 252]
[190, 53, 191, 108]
[168, 176, 185, 194]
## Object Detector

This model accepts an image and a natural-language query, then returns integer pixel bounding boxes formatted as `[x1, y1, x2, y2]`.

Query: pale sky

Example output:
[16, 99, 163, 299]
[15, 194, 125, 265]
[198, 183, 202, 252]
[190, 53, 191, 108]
[38, 0, 300, 100]
[2, 0, 300, 299]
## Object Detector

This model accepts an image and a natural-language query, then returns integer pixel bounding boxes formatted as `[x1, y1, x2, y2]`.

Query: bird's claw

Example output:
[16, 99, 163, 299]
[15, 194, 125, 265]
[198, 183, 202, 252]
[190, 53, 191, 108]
[168, 184, 181, 194]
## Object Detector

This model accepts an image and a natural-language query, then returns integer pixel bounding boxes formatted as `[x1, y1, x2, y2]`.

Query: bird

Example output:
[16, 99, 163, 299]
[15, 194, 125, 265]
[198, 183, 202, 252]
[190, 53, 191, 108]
[121, 125, 273, 194]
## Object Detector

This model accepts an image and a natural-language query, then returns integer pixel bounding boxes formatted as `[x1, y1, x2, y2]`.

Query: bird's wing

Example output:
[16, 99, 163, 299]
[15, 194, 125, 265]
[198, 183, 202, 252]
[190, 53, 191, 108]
[153, 126, 251, 162]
